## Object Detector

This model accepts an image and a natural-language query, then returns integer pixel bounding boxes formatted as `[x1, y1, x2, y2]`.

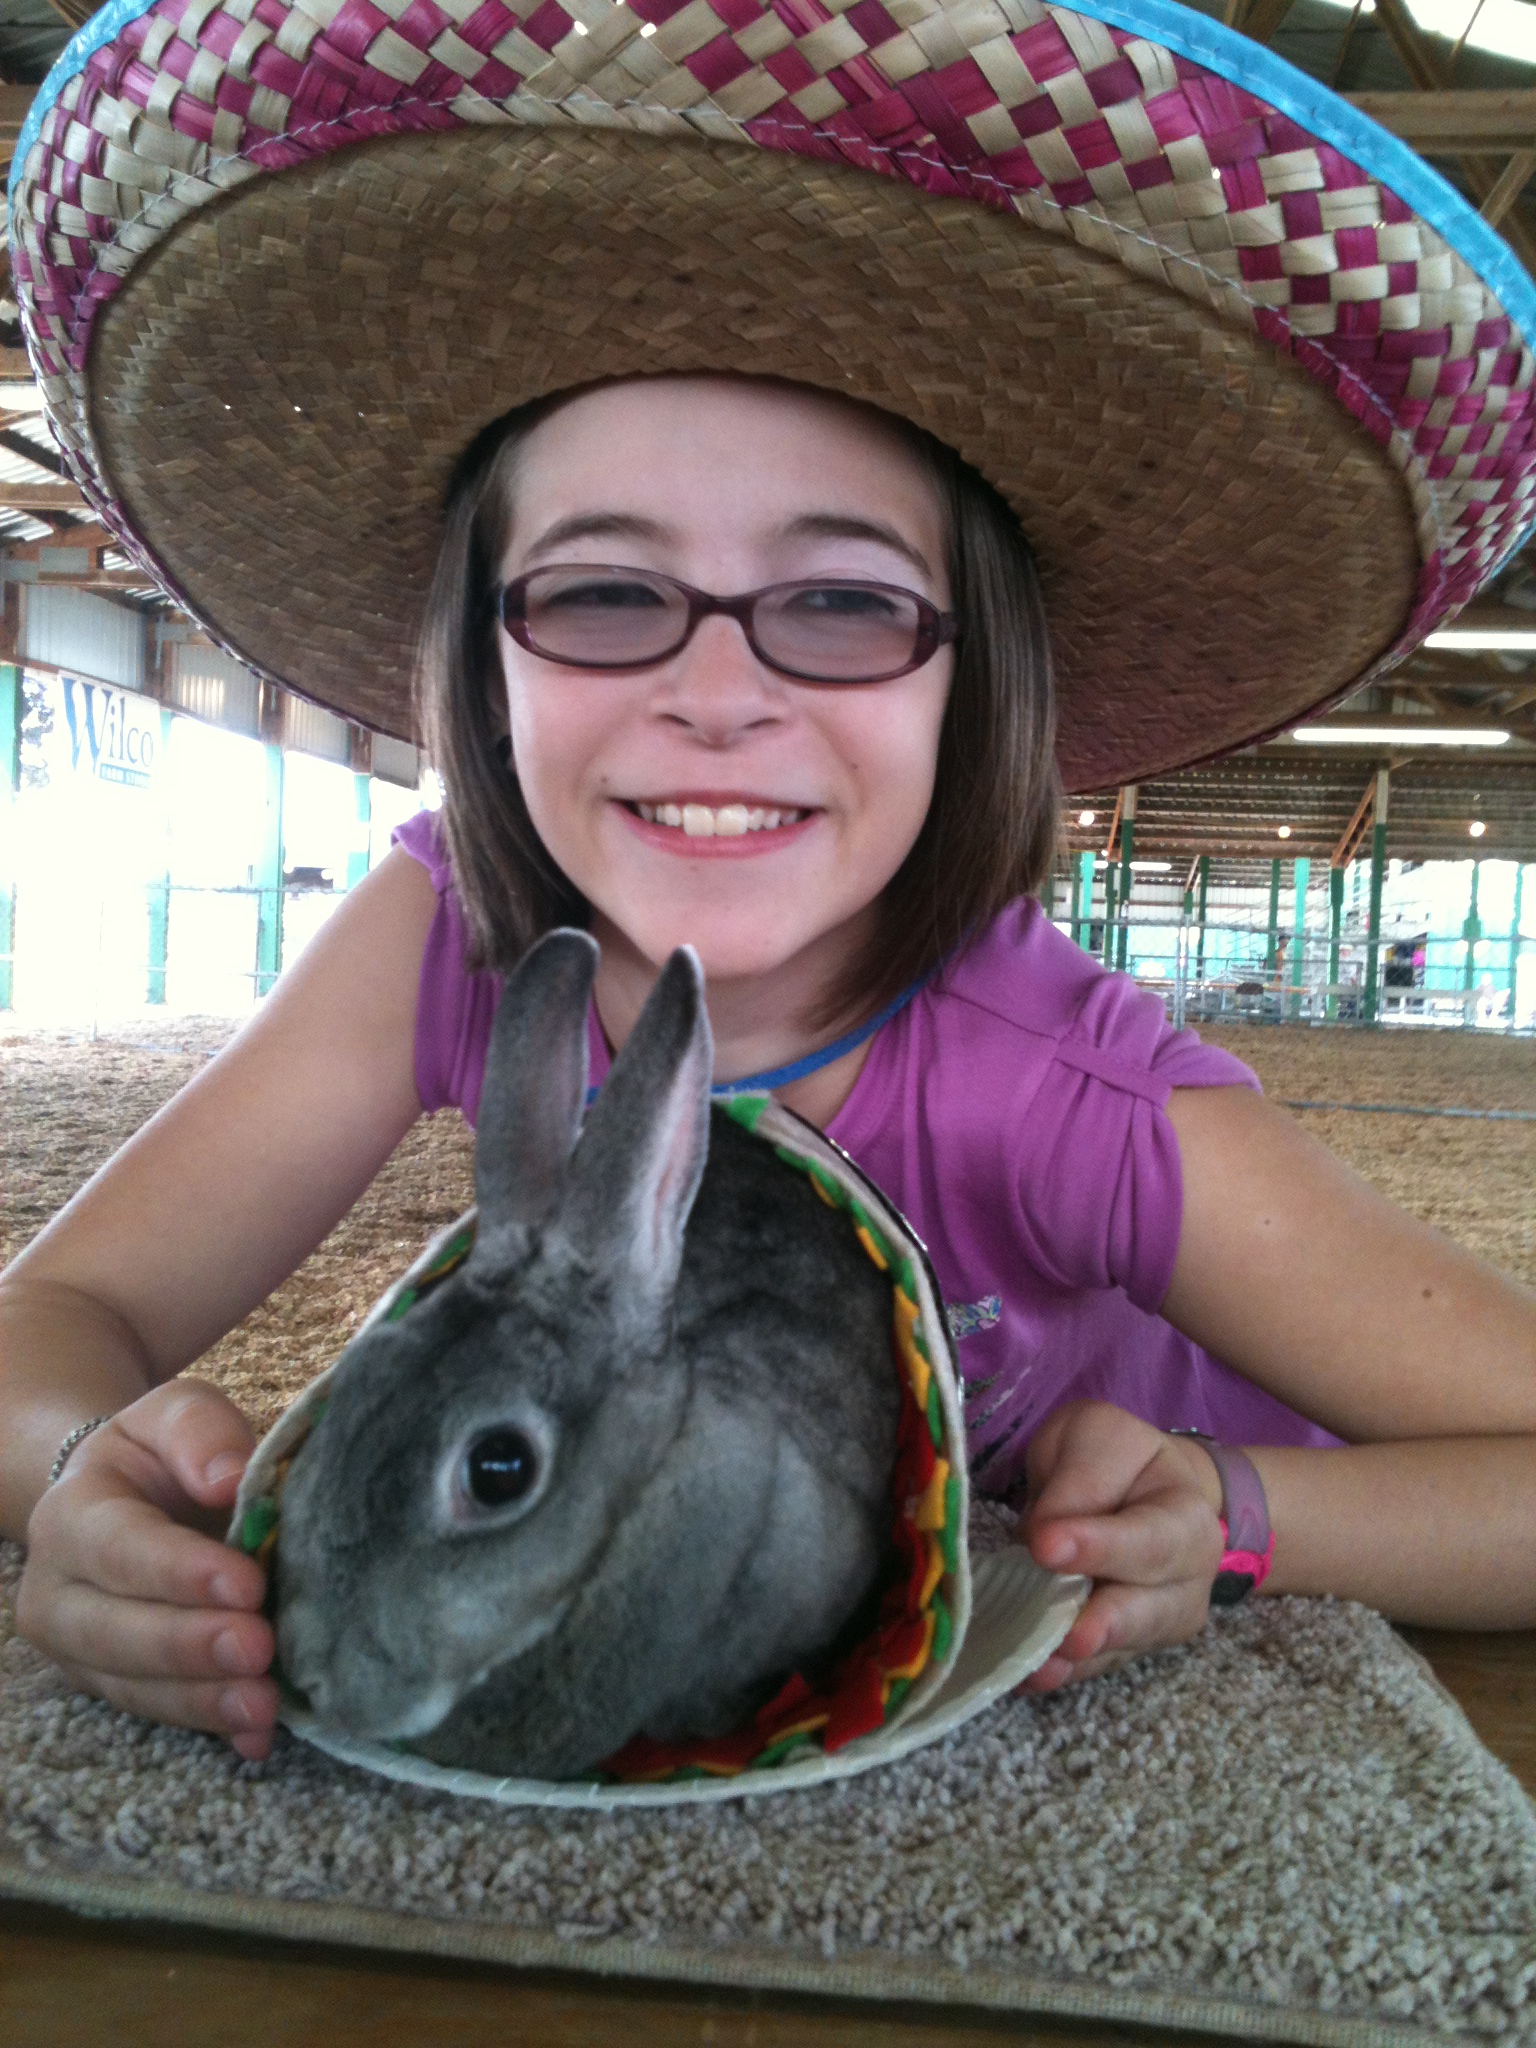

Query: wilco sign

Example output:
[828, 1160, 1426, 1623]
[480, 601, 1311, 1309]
[59, 674, 158, 790]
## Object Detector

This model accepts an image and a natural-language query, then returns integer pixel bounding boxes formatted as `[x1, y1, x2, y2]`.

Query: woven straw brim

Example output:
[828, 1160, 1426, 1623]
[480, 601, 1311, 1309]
[91, 123, 1417, 787]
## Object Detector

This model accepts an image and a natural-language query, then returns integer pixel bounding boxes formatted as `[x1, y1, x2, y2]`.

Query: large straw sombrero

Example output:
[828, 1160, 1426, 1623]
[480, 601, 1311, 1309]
[10, 0, 1536, 787]
[229, 1095, 1089, 1806]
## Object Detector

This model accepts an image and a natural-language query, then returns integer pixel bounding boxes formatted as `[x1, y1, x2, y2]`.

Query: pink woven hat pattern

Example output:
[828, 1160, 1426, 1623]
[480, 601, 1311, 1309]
[9, 0, 1536, 788]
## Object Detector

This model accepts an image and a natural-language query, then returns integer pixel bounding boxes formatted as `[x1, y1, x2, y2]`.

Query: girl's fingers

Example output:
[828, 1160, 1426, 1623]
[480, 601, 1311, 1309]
[1019, 1578, 1209, 1692]
[74, 1670, 282, 1742]
[117, 1379, 257, 1507]
[1028, 1491, 1222, 1592]
[46, 1581, 274, 1683]
[35, 1485, 266, 1611]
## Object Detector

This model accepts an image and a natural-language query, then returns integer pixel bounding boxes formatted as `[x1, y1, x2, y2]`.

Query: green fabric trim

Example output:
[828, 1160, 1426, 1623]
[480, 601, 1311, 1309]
[930, 1591, 952, 1667]
[384, 1289, 417, 1324]
[237, 1498, 279, 1554]
[940, 1474, 961, 1576]
[925, 1375, 943, 1446]
[720, 1092, 771, 1133]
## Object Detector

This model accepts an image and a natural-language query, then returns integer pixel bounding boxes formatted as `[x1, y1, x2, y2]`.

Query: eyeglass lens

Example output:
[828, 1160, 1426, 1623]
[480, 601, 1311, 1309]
[518, 567, 928, 681]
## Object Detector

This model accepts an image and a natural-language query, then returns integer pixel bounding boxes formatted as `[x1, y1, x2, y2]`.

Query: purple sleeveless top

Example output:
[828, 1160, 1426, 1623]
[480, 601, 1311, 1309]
[394, 812, 1342, 1495]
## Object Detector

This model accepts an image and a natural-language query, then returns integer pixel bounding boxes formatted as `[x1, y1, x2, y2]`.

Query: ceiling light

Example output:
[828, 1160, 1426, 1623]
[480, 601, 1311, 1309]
[1277, 825, 1292, 839]
[1469, 820, 1487, 838]
[1292, 726, 1511, 747]
[1130, 860, 1171, 872]
[640, 18, 657, 32]
[573, 16, 588, 28]
[1425, 629, 1536, 651]
[1077, 808, 1096, 827]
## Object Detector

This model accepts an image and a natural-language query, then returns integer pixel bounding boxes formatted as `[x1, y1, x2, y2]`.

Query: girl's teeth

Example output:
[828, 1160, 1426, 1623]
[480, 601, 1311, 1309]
[638, 801, 804, 835]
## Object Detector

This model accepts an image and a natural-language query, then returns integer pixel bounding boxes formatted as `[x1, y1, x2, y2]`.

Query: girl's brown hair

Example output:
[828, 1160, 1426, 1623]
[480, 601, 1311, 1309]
[415, 377, 1059, 1028]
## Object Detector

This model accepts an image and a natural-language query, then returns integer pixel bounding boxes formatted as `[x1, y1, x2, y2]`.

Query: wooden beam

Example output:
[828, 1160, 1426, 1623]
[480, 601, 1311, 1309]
[0, 428, 68, 480]
[43, 0, 98, 33]
[1236, 0, 1297, 45]
[1481, 149, 1536, 226]
[1343, 89, 1536, 153]
[1104, 785, 1125, 862]
[0, 482, 85, 511]
[0, 350, 33, 383]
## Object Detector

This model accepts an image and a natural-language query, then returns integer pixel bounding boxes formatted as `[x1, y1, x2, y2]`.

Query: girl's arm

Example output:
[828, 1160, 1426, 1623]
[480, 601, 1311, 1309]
[0, 845, 438, 1751]
[1160, 1082, 1536, 1625]
[1019, 1085, 1536, 1689]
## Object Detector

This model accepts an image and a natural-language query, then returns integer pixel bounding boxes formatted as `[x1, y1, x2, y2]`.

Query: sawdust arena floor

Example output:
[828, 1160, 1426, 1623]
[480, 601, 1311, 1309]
[1, 1013, 1531, 1435]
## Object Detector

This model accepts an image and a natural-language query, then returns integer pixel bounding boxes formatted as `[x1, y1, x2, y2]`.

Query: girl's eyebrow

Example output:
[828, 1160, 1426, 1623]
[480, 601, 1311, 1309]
[780, 513, 933, 579]
[523, 512, 674, 561]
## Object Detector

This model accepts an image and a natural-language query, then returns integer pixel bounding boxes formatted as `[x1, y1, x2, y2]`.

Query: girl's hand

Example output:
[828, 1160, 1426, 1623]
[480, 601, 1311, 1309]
[16, 1381, 280, 1760]
[1015, 1400, 1226, 1693]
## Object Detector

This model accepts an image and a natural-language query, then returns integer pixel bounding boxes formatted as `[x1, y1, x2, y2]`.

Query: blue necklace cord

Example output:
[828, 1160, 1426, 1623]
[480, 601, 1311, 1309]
[583, 971, 930, 1106]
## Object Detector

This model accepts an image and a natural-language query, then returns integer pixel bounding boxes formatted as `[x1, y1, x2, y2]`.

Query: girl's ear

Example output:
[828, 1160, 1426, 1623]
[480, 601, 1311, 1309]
[558, 947, 712, 1316]
[472, 928, 598, 1249]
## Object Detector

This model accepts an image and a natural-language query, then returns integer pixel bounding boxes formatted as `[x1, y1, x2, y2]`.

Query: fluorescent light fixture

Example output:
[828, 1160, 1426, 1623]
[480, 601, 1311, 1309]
[1130, 860, 1172, 872]
[1292, 725, 1511, 747]
[1425, 629, 1536, 651]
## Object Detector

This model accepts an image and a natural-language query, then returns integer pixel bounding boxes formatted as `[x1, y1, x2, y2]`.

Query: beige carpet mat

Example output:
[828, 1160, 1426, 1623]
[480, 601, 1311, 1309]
[3, 1530, 1534, 2047]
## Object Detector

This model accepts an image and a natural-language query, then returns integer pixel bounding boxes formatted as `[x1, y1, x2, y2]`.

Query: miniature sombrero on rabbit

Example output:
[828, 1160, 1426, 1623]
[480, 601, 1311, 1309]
[265, 928, 902, 1779]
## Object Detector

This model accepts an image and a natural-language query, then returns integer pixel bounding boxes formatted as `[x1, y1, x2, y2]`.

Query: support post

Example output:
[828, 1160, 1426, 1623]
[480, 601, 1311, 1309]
[1195, 854, 1209, 989]
[1290, 856, 1309, 1020]
[1327, 864, 1344, 1020]
[145, 708, 174, 1006]
[1511, 865, 1526, 1015]
[0, 664, 16, 1010]
[255, 740, 285, 998]
[1362, 768, 1389, 1026]
[1265, 858, 1281, 976]
[1462, 859, 1482, 1001]
[1076, 850, 1095, 952]
[1115, 786, 1136, 973]
[347, 770, 372, 891]
[1103, 863, 1118, 968]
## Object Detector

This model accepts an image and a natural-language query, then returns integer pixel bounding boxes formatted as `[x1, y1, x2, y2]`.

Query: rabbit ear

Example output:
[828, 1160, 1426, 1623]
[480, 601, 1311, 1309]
[473, 928, 598, 1242]
[558, 946, 712, 1313]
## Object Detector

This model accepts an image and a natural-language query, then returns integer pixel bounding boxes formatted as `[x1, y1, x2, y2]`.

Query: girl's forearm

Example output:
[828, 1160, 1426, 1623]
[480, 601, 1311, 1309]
[0, 1276, 157, 1539]
[1247, 1437, 1536, 1628]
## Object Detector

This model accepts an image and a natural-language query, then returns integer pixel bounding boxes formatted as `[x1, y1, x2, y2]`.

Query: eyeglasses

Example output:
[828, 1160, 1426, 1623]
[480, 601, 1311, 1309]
[495, 565, 958, 685]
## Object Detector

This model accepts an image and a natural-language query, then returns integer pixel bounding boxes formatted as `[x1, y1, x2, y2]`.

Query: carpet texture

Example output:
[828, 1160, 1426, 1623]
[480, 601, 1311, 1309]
[3, 1516, 1534, 2046]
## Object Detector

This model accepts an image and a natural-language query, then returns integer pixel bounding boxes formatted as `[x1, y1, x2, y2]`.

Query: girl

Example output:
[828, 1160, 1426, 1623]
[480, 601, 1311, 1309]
[1, 0, 1533, 1770]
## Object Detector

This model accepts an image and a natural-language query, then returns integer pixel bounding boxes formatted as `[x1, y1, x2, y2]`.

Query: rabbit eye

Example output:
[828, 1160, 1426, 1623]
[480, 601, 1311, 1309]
[464, 1427, 541, 1510]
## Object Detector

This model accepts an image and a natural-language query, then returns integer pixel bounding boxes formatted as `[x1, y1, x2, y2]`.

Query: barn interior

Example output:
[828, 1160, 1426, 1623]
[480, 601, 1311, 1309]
[0, 2, 1534, 2045]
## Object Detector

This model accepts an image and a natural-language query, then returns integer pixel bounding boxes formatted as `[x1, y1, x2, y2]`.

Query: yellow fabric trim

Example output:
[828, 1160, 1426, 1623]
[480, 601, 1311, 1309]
[854, 1223, 889, 1271]
[919, 1532, 946, 1608]
[914, 1458, 950, 1533]
[882, 1607, 937, 1683]
[893, 1291, 928, 1409]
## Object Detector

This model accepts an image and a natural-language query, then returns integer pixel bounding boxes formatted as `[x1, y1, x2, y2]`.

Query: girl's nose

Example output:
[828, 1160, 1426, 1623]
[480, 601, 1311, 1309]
[653, 611, 786, 741]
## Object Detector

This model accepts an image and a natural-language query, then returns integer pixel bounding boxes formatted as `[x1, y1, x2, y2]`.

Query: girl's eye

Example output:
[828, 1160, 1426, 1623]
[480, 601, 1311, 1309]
[541, 577, 668, 612]
[463, 1426, 541, 1508]
[787, 584, 904, 619]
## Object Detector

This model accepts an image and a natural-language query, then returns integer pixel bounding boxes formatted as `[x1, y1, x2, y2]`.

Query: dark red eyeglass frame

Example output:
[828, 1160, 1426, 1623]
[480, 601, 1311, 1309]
[494, 565, 959, 684]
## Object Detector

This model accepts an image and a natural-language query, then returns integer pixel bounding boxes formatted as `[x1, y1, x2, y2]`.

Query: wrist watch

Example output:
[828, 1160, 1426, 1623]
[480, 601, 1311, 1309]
[1167, 1429, 1276, 1608]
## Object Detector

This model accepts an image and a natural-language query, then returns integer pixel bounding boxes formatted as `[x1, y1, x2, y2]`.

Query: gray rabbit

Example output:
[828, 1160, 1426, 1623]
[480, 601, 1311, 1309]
[274, 929, 900, 1778]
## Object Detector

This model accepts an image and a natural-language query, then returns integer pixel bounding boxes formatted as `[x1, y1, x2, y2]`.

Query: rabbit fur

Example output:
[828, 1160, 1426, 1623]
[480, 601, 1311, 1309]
[274, 929, 901, 1779]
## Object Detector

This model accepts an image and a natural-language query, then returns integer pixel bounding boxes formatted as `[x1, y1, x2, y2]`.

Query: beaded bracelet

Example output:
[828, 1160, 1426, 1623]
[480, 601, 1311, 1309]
[48, 1416, 111, 1486]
